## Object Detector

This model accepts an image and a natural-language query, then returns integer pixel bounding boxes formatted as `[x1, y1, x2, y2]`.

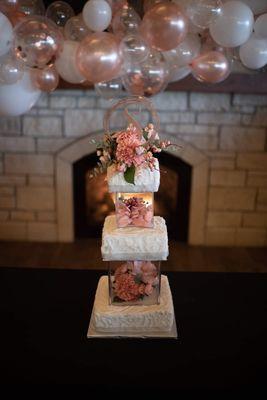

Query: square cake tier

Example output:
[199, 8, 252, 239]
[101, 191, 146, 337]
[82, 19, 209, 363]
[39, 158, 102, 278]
[92, 275, 174, 333]
[107, 159, 160, 193]
[101, 215, 169, 261]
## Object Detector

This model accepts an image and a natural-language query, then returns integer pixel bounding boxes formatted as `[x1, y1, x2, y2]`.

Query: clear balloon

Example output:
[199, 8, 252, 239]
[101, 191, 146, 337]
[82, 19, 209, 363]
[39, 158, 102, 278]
[46, 1, 74, 27]
[111, 4, 141, 39]
[186, 0, 222, 29]
[239, 36, 267, 69]
[163, 33, 201, 69]
[210, 1, 254, 48]
[122, 50, 169, 97]
[18, 0, 45, 16]
[139, 2, 188, 51]
[191, 50, 230, 83]
[14, 16, 64, 69]
[0, 53, 25, 84]
[82, 0, 112, 32]
[64, 14, 91, 41]
[0, 11, 13, 56]
[95, 78, 124, 100]
[0, 70, 41, 116]
[31, 65, 59, 92]
[76, 32, 122, 83]
[55, 40, 85, 84]
[168, 65, 191, 83]
[4, 9, 26, 26]
[254, 14, 267, 39]
[120, 33, 149, 64]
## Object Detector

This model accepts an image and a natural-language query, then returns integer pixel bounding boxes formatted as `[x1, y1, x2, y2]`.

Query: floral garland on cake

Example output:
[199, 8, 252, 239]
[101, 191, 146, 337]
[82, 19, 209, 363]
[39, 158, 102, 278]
[93, 123, 172, 184]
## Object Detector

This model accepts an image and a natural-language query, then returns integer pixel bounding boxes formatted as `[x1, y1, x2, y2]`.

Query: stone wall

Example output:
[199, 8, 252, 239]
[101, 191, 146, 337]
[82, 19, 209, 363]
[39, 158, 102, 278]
[0, 90, 266, 246]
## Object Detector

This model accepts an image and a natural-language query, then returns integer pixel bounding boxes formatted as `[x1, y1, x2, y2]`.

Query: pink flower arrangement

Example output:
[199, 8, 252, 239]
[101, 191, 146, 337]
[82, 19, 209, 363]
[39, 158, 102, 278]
[113, 261, 158, 302]
[116, 196, 153, 228]
[94, 123, 172, 183]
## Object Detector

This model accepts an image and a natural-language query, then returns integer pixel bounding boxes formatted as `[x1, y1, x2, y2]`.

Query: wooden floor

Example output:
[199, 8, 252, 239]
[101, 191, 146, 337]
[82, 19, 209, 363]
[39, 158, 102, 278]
[0, 240, 266, 272]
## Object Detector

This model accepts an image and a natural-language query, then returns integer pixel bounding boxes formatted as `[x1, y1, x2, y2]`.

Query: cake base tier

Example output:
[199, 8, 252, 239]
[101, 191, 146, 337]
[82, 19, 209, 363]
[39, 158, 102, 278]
[88, 275, 177, 338]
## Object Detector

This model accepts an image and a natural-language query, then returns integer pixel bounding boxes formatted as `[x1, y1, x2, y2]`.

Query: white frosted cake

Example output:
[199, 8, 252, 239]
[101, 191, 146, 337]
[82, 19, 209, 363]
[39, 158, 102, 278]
[107, 158, 160, 193]
[92, 275, 174, 333]
[101, 215, 169, 261]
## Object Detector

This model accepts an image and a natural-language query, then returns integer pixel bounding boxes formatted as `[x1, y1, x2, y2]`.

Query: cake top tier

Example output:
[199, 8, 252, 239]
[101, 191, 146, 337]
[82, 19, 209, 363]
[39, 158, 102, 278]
[92, 96, 172, 192]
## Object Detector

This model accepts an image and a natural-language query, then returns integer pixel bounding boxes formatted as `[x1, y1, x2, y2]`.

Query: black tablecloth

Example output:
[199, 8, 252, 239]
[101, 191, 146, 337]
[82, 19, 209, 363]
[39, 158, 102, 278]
[0, 268, 266, 390]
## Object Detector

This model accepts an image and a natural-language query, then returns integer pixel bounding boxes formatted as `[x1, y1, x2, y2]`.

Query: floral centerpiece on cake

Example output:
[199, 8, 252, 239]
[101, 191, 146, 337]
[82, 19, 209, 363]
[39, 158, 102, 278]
[93, 123, 171, 184]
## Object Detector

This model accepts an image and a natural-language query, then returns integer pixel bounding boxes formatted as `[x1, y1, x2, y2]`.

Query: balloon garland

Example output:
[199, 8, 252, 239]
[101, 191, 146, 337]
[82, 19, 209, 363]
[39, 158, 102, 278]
[0, 0, 267, 116]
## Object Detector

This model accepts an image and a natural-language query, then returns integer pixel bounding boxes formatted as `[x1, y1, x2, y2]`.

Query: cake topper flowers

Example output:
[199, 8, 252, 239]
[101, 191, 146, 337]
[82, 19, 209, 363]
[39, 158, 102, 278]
[92, 96, 177, 184]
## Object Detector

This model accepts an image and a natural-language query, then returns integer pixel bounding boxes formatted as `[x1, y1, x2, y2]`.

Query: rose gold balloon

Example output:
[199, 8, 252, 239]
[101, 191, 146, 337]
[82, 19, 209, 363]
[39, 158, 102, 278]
[143, 0, 166, 13]
[191, 51, 230, 83]
[76, 32, 122, 83]
[0, 0, 18, 14]
[106, 0, 127, 14]
[31, 65, 59, 92]
[140, 3, 188, 51]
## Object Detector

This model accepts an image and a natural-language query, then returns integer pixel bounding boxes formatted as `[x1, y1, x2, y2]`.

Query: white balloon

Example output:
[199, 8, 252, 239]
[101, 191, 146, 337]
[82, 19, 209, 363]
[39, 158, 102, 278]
[164, 33, 201, 69]
[240, 0, 267, 15]
[82, 0, 112, 32]
[254, 14, 267, 39]
[239, 36, 267, 69]
[210, 1, 254, 47]
[55, 40, 85, 84]
[0, 12, 13, 57]
[0, 71, 41, 116]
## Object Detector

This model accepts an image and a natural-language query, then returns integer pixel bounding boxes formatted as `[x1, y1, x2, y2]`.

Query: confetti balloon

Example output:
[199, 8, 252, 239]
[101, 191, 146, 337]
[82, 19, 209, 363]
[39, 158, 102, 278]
[191, 50, 230, 83]
[122, 51, 169, 96]
[111, 4, 141, 39]
[120, 33, 149, 64]
[0, 70, 41, 116]
[210, 1, 254, 48]
[64, 14, 91, 41]
[186, 0, 222, 29]
[0, 11, 13, 56]
[140, 2, 188, 51]
[76, 32, 122, 83]
[14, 16, 64, 68]
[0, 53, 25, 84]
[55, 40, 85, 84]
[46, 1, 74, 27]
[82, 0, 112, 32]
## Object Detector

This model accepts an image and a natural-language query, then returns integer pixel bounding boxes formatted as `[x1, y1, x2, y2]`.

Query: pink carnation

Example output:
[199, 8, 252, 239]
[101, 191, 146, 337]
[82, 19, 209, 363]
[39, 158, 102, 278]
[114, 273, 142, 302]
[115, 124, 146, 168]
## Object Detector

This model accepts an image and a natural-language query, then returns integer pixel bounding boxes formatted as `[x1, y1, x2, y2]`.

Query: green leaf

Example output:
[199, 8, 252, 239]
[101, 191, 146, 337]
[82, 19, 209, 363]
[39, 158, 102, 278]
[124, 166, 135, 184]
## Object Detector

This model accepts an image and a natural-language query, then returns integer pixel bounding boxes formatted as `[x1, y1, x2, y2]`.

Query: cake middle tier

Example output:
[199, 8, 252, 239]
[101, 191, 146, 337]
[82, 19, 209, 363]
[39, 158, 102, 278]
[101, 215, 169, 261]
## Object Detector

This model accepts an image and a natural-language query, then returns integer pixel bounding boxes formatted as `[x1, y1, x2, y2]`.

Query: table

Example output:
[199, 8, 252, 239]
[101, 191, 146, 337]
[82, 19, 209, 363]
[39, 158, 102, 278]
[0, 268, 266, 391]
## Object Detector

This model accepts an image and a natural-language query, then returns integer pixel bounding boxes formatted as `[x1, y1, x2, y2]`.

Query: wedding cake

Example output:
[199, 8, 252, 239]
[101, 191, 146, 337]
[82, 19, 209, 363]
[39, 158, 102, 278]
[89, 97, 176, 336]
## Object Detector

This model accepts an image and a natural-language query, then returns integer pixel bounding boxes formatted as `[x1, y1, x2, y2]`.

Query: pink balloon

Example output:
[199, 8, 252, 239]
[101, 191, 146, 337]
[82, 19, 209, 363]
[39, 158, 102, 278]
[31, 65, 59, 92]
[139, 3, 188, 51]
[76, 32, 122, 83]
[191, 51, 230, 83]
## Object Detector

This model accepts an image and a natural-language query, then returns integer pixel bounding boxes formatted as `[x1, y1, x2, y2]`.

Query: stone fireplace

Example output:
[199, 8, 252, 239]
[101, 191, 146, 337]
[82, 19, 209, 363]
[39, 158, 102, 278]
[0, 90, 266, 246]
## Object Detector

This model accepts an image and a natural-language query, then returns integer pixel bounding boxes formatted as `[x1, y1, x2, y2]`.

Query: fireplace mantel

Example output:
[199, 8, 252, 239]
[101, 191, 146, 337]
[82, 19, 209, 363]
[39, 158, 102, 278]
[59, 73, 267, 94]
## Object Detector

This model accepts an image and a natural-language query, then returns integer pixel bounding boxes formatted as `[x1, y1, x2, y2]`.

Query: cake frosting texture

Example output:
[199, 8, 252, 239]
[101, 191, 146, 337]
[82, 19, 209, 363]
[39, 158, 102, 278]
[101, 215, 169, 261]
[92, 275, 174, 333]
[107, 158, 160, 193]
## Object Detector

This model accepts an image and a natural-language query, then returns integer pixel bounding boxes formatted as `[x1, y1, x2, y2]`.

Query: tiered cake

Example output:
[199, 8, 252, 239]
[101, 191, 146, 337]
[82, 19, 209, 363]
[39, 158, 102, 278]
[89, 97, 175, 336]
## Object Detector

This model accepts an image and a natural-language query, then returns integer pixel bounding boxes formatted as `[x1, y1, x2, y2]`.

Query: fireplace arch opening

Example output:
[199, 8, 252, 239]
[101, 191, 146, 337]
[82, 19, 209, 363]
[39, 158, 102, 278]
[73, 152, 191, 241]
